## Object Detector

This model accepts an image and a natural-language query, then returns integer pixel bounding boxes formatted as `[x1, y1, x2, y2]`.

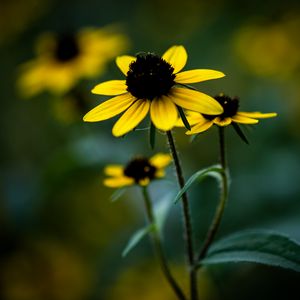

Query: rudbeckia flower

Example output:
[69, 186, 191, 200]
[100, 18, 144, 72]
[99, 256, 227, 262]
[18, 27, 129, 96]
[104, 153, 171, 188]
[84, 45, 225, 137]
[182, 94, 277, 135]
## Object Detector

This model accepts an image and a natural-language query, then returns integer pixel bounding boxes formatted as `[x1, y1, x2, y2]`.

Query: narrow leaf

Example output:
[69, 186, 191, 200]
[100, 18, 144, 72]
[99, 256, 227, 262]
[177, 106, 191, 130]
[110, 188, 126, 202]
[149, 121, 156, 149]
[174, 165, 223, 203]
[200, 230, 300, 272]
[189, 133, 199, 143]
[232, 123, 249, 144]
[154, 192, 174, 231]
[122, 224, 154, 257]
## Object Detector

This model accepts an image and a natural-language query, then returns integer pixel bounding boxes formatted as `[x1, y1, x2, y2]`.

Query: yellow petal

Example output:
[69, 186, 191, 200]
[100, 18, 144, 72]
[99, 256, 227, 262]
[162, 45, 187, 73]
[170, 87, 223, 115]
[92, 80, 127, 95]
[175, 69, 225, 84]
[149, 153, 172, 168]
[231, 115, 258, 124]
[116, 55, 136, 75]
[138, 178, 150, 186]
[150, 96, 178, 131]
[213, 117, 232, 126]
[112, 99, 150, 137]
[237, 111, 277, 119]
[104, 176, 134, 188]
[186, 120, 214, 135]
[175, 111, 203, 127]
[155, 169, 165, 178]
[104, 165, 124, 176]
[83, 93, 135, 122]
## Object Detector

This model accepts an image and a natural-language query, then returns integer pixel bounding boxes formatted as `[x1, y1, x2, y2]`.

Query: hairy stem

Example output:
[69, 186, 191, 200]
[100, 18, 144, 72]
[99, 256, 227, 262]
[198, 127, 229, 262]
[166, 131, 198, 300]
[142, 187, 187, 300]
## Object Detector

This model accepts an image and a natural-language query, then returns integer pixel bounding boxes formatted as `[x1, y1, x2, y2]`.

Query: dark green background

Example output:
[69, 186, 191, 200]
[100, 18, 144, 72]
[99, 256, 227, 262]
[1, 0, 300, 299]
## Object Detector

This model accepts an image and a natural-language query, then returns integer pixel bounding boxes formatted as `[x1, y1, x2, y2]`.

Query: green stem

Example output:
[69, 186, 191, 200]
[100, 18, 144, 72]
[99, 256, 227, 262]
[197, 127, 229, 262]
[142, 187, 187, 300]
[166, 131, 198, 300]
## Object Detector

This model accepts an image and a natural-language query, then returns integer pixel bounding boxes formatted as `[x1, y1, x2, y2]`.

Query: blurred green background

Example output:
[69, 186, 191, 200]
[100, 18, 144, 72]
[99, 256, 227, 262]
[1, 0, 300, 299]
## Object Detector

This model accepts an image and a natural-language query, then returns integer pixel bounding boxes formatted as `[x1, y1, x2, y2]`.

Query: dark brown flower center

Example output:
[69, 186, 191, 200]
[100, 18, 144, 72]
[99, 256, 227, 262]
[124, 157, 157, 183]
[126, 53, 176, 100]
[54, 34, 80, 62]
[203, 94, 239, 120]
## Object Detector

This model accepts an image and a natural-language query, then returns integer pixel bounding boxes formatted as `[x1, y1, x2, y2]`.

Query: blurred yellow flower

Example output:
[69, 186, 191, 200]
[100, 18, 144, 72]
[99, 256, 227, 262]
[104, 153, 172, 188]
[178, 94, 277, 135]
[234, 17, 300, 78]
[84, 45, 225, 137]
[17, 26, 129, 97]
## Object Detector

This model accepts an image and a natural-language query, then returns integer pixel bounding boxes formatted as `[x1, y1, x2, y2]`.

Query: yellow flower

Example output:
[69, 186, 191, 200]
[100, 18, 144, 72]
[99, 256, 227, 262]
[104, 153, 172, 188]
[181, 94, 277, 135]
[18, 27, 129, 97]
[84, 45, 225, 137]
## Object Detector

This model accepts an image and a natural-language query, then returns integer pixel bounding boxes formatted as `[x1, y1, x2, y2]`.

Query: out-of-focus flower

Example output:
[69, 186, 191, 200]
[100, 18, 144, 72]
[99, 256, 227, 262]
[234, 16, 300, 78]
[84, 45, 225, 137]
[17, 26, 129, 97]
[178, 94, 277, 135]
[104, 153, 171, 188]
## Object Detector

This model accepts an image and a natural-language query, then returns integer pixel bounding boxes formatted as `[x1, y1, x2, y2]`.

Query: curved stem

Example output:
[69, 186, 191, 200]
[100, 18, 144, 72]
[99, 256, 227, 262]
[142, 187, 187, 300]
[197, 127, 229, 262]
[166, 131, 198, 300]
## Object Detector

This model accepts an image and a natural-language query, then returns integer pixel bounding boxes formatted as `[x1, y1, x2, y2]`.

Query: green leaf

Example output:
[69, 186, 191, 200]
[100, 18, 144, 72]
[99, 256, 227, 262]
[122, 224, 154, 257]
[149, 122, 156, 149]
[110, 188, 126, 202]
[174, 165, 223, 203]
[177, 106, 191, 130]
[232, 123, 249, 144]
[200, 230, 300, 272]
[154, 192, 174, 231]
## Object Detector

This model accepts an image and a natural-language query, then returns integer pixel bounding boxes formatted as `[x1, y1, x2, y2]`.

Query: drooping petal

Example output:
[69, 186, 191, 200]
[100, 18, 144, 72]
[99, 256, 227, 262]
[162, 45, 187, 73]
[116, 55, 136, 75]
[150, 153, 172, 169]
[138, 178, 150, 186]
[83, 93, 135, 122]
[92, 80, 127, 95]
[150, 96, 178, 131]
[175, 111, 203, 127]
[175, 69, 225, 84]
[231, 115, 259, 124]
[213, 117, 232, 126]
[186, 120, 214, 135]
[237, 111, 277, 119]
[104, 165, 124, 176]
[155, 169, 165, 178]
[112, 99, 150, 137]
[170, 87, 223, 115]
[104, 176, 134, 188]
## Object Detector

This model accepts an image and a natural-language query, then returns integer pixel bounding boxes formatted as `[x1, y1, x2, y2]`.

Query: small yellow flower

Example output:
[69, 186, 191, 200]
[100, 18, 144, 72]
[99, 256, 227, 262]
[181, 94, 277, 135]
[18, 27, 129, 97]
[84, 45, 225, 137]
[104, 153, 172, 188]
